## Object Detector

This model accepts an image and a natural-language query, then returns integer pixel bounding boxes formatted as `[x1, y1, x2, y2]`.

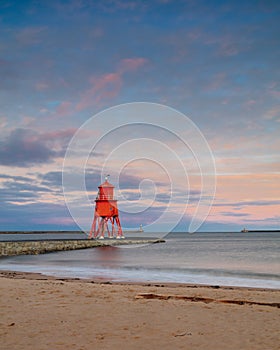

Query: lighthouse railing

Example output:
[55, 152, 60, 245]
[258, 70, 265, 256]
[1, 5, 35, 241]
[98, 194, 114, 200]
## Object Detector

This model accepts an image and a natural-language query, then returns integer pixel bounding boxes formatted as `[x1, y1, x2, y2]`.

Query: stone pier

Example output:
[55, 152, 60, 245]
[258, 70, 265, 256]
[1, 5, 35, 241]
[0, 239, 165, 257]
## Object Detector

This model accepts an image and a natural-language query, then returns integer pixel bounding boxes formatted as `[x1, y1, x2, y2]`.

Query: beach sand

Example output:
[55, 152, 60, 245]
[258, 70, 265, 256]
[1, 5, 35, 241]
[0, 271, 279, 350]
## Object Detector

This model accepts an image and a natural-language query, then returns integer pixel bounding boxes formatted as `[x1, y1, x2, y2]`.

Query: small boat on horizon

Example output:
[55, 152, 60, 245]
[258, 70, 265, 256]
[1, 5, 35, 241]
[241, 228, 248, 233]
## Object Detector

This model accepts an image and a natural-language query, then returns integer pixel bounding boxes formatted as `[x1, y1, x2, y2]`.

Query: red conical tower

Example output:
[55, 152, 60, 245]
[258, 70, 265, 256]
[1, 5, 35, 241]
[89, 176, 124, 239]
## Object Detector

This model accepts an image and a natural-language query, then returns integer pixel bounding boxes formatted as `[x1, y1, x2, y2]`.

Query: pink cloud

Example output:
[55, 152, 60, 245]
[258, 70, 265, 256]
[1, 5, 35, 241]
[89, 72, 121, 85]
[215, 174, 280, 201]
[209, 204, 280, 226]
[207, 173, 280, 226]
[55, 101, 73, 117]
[75, 57, 148, 111]
[244, 99, 257, 109]
[119, 57, 148, 72]
[21, 116, 35, 126]
[41, 128, 76, 142]
[76, 72, 122, 111]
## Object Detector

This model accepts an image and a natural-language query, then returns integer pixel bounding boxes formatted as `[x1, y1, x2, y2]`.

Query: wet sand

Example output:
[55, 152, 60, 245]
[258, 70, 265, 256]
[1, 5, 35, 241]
[0, 271, 279, 350]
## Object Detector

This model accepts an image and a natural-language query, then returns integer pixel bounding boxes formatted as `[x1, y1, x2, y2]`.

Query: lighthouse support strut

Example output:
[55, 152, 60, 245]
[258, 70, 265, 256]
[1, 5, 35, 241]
[89, 215, 123, 239]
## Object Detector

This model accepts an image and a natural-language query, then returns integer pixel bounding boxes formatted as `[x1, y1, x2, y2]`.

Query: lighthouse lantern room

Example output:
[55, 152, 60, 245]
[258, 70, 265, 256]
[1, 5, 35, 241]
[89, 176, 124, 239]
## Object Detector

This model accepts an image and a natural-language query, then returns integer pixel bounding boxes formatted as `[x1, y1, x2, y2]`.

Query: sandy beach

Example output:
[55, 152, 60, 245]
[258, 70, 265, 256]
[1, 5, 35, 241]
[0, 271, 279, 350]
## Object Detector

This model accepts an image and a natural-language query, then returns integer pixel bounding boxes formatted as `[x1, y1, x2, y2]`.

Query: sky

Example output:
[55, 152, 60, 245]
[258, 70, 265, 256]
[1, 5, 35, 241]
[0, 0, 280, 232]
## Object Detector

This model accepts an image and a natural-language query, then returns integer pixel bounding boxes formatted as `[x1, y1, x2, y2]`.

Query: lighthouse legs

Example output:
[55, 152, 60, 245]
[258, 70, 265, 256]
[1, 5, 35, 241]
[88, 216, 103, 239]
[89, 215, 97, 239]
[114, 216, 124, 239]
[89, 215, 124, 239]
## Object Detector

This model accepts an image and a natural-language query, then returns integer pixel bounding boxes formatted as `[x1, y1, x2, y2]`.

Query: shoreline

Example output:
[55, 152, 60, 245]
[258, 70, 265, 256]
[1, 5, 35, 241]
[1, 263, 279, 290]
[1, 270, 279, 350]
[1, 269, 280, 292]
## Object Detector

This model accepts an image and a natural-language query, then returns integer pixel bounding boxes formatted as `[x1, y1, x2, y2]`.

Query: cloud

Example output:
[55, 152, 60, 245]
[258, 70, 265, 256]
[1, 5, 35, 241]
[0, 201, 75, 230]
[0, 128, 75, 167]
[35, 82, 49, 91]
[119, 190, 141, 201]
[0, 188, 39, 202]
[16, 26, 47, 46]
[119, 57, 148, 73]
[244, 99, 257, 109]
[0, 116, 8, 129]
[41, 169, 144, 197]
[156, 192, 171, 203]
[40, 128, 76, 143]
[39, 169, 102, 192]
[38, 171, 63, 187]
[264, 106, 280, 121]
[55, 101, 73, 117]
[213, 200, 280, 207]
[118, 172, 144, 190]
[76, 72, 122, 111]
[243, 215, 280, 224]
[0, 128, 56, 167]
[31, 216, 75, 225]
[76, 57, 148, 111]
[120, 204, 168, 227]
[0, 173, 33, 182]
[218, 38, 240, 57]
[204, 72, 226, 92]
[0, 178, 53, 204]
[220, 211, 250, 217]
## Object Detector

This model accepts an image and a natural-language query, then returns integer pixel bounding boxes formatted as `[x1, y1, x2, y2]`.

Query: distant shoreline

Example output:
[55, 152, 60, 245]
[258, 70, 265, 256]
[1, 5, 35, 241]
[243, 230, 280, 233]
[0, 230, 280, 234]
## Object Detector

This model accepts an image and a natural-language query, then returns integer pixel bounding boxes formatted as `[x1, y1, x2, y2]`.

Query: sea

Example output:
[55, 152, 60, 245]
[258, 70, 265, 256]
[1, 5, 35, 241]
[0, 231, 279, 289]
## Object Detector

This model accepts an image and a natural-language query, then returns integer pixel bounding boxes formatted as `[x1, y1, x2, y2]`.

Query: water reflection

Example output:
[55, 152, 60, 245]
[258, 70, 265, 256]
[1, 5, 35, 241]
[94, 246, 120, 268]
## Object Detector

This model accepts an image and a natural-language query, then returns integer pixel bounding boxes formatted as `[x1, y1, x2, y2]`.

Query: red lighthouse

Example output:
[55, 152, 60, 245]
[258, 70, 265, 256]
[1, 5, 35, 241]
[89, 176, 124, 239]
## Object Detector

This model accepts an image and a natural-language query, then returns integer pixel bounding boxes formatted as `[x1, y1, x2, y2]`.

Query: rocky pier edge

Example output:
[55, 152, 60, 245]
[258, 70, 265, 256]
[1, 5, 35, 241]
[0, 238, 165, 257]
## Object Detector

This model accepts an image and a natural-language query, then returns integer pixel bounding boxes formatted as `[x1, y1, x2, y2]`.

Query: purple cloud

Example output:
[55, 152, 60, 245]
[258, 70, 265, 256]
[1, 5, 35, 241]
[220, 211, 250, 217]
[0, 128, 74, 167]
[0, 128, 56, 166]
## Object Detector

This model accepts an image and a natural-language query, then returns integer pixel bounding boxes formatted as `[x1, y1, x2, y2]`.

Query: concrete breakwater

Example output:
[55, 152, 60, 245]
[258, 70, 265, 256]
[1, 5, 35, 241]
[0, 239, 165, 257]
